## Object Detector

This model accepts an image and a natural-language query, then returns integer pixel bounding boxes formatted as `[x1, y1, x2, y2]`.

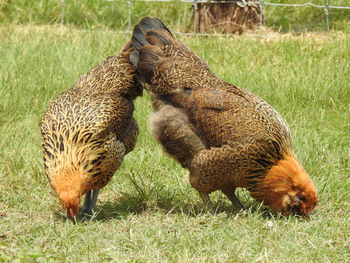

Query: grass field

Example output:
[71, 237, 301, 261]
[0, 25, 349, 262]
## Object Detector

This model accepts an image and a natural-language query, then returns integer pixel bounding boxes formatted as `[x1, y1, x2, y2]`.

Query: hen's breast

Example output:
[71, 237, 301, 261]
[41, 87, 134, 185]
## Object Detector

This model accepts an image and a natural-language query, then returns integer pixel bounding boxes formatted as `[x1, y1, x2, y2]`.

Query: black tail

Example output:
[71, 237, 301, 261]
[130, 17, 172, 67]
[131, 17, 172, 51]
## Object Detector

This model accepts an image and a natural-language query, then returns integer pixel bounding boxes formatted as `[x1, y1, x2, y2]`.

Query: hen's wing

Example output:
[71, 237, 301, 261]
[185, 87, 291, 151]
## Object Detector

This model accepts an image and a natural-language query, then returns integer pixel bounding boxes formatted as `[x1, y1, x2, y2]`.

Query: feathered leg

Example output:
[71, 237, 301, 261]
[122, 117, 139, 154]
[190, 145, 246, 212]
[149, 103, 205, 168]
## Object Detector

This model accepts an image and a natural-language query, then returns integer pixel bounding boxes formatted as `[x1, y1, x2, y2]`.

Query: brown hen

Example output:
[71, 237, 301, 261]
[40, 42, 142, 218]
[131, 17, 318, 216]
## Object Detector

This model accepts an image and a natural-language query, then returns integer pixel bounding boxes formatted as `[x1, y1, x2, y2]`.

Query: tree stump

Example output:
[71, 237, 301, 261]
[193, 1, 263, 34]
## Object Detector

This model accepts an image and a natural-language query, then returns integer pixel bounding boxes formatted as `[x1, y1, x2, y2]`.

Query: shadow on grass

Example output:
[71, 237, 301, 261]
[56, 201, 311, 225]
[53, 195, 299, 224]
[52, 188, 297, 223]
[80, 193, 278, 222]
[91, 194, 206, 221]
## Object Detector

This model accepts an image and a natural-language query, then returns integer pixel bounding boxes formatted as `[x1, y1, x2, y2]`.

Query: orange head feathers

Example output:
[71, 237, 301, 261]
[252, 154, 318, 217]
[50, 168, 84, 218]
[60, 193, 80, 218]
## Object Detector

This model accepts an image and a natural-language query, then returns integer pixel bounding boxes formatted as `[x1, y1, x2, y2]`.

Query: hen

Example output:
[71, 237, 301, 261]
[40, 42, 142, 218]
[130, 17, 318, 216]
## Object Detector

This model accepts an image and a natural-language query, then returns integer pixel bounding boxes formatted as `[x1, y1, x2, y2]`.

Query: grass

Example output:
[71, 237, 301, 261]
[264, 0, 350, 32]
[0, 0, 349, 32]
[0, 24, 349, 262]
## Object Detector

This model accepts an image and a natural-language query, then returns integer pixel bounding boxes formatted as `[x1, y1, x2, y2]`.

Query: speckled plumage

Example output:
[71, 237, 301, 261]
[131, 18, 317, 216]
[40, 42, 142, 217]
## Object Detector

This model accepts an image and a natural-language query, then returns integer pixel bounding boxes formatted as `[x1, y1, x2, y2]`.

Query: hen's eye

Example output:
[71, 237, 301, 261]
[299, 195, 307, 201]
[183, 87, 192, 94]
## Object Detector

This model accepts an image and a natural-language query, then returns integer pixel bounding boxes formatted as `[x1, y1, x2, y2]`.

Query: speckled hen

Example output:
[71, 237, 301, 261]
[40, 42, 142, 218]
[130, 17, 318, 216]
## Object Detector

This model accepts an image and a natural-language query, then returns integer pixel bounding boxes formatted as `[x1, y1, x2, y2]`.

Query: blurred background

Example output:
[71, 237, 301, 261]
[0, 0, 349, 33]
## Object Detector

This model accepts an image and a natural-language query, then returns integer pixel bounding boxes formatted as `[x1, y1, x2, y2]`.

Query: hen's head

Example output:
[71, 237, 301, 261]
[58, 191, 81, 218]
[50, 168, 83, 218]
[253, 155, 318, 217]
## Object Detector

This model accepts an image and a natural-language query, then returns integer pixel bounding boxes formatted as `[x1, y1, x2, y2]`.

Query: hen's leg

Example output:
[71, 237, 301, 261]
[90, 190, 99, 212]
[190, 145, 245, 211]
[81, 190, 92, 215]
[80, 190, 100, 217]
[199, 192, 215, 214]
[122, 117, 139, 154]
[221, 187, 245, 211]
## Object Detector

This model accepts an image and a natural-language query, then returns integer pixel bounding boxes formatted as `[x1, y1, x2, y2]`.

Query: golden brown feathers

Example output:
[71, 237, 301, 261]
[131, 17, 318, 216]
[50, 168, 83, 218]
[41, 42, 142, 217]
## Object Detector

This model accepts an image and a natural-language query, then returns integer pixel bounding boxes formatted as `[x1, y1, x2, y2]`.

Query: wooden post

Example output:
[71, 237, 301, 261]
[193, 1, 263, 34]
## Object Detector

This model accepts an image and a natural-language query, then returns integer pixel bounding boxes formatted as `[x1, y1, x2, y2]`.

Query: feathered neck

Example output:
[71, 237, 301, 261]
[263, 155, 313, 192]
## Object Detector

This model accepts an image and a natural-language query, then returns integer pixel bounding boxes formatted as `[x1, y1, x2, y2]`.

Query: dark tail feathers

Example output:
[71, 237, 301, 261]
[130, 17, 172, 67]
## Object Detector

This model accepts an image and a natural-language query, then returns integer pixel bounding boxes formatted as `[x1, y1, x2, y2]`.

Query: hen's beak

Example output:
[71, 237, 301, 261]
[65, 204, 79, 218]
[68, 208, 75, 218]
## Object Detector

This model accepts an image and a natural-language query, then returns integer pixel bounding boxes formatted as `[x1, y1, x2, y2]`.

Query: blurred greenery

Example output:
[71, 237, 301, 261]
[0, 0, 349, 32]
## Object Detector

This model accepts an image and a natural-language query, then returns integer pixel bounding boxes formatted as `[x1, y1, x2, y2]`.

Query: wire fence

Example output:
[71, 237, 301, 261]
[58, 0, 350, 35]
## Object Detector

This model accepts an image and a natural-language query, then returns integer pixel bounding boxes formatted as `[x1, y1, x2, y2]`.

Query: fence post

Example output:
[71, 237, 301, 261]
[324, 0, 330, 31]
[193, 0, 199, 33]
[259, 0, 265, 26]
[127, 0, 132, 34]
[60, 0, 65, 24]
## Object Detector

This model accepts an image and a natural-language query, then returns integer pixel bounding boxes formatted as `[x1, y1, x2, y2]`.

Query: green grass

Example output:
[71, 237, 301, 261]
[0, 0, 349, 32]
[0, 24, 349, 262]
[264, 0, 350, 32]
